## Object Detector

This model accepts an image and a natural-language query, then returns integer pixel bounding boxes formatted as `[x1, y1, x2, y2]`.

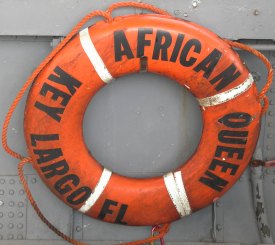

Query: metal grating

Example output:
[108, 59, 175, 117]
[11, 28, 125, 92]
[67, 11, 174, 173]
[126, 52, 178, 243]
[0, 176, 27, 241]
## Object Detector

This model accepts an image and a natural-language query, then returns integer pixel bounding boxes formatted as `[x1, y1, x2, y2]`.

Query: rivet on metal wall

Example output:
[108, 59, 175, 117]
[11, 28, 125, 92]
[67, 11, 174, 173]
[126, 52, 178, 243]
[17, 234, 23, 240]
[251, 72, 261, 82]
[216, 224, 222, 231]
[8, 201, 14, 207]
[174, 10, 180, 16]
[0, 212, 3, 218]
[173, 10, 189, 17]
[266, 145, 271, 150]
[8, 223, 14, 229]
[76, 226, 82, 232]
[19, 190, 24, 195]
[9, 179, 15, 185]
[31, 178, 37, 184]
[0, 201, 4, 206]
[9, 190, 14, 195]
[8, 212, 14, 218]
[7, 234, 14, 240]
[192, 0, 198, 8]
[135, 0, 143, 14]
[253, 9, 260, 16]
[18, 202, 24, 208]
[17, 223, 23, 229]
[0, 179, 5, 184]
[268, 111, 273, 116]
[17, 212, 23, 218]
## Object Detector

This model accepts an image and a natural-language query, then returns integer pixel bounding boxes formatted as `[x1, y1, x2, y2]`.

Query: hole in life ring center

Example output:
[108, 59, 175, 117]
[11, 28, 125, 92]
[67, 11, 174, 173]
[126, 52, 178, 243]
[83, 73, 202, 178]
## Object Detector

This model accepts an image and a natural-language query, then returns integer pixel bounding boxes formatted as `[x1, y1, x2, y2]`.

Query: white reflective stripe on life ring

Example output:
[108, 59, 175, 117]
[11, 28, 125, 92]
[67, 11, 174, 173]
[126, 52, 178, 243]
[197, 73, 253, 107]
[79, 168, 112, 213]
[164, 171, 191, 217]
[80, 28, 113, 83]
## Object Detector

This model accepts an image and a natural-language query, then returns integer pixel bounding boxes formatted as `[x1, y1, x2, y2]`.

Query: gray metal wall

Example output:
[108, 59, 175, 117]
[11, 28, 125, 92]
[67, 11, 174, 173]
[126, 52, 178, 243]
[0, 0, 275, 244]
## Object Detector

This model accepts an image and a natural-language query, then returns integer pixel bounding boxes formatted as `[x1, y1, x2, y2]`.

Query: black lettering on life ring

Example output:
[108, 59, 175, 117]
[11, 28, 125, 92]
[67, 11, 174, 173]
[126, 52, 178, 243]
[113, 28, 242, 92]
[193, 49, 222, 79]
[54, 174, 80, 195]
[152, 30, 172, 61]
[169, 33, 184, 62]
[66, 187, 92, 205]
[33, 148, 63, 164]
[218, 112, 252, 128]
[31, 134, 59, 146]
[34, 66, 82, 122]
[199, 170, 228, 192]
[114, 30, 134, 62]
[179, 38, 201, 67]
[137, 28, 153, 58]
[40, 160, 69, 179]
[98, 199, 128, 224]
[30, 134, 91, 207]
[199, 112, 252, 192]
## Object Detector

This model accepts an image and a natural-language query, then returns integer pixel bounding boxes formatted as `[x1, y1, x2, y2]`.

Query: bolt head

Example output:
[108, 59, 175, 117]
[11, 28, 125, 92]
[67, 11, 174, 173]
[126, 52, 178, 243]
[174, 10, 180, 16]
[17, 234, 23, 240]
[76, 226, 82, 232]
[251, 71, 261, 82]
[254, 9, 260, 15]
[9, 179, 15, 184]
[216, 224, 222, 231]
[17, 223, 23, 229]
[7, 234, 14, 240]
[192, 1, 198, 8]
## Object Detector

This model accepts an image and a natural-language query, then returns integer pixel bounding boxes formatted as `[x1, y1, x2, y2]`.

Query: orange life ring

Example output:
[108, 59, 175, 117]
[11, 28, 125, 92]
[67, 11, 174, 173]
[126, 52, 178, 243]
[24, 14, 261, 226]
